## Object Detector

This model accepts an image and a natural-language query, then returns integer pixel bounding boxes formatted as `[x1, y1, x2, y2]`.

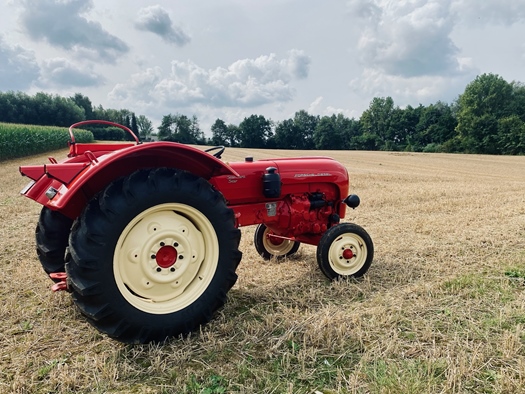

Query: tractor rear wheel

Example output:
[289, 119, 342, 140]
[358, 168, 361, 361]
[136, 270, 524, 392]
[316, 223, 373, 280]
[254, 223, 300, 260]
[66, 168, 242, 343]
[35, 207, 72, 280]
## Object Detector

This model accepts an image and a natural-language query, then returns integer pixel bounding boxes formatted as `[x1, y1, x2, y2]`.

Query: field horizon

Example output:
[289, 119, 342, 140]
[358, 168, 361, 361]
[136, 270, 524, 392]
[1, 147, 525, 393]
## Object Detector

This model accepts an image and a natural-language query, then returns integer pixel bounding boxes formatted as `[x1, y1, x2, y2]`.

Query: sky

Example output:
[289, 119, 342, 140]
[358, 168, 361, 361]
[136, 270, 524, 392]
[1, 0, 525, 135]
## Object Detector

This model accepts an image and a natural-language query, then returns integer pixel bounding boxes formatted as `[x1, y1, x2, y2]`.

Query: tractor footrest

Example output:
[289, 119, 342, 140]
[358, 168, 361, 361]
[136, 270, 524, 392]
[49, 272, 69, 292]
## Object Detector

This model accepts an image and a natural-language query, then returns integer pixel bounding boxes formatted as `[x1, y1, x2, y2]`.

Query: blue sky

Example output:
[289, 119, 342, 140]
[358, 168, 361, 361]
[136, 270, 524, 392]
[1, 0, 525, 134]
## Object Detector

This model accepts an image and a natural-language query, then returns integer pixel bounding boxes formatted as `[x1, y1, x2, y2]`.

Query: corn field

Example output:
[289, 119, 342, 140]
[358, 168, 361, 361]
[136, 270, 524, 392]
[0, 122, 93, 161]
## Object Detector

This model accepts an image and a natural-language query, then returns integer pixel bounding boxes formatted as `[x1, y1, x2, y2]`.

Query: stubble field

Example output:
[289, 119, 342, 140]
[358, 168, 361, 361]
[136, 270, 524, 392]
[1, 147, 525, 393]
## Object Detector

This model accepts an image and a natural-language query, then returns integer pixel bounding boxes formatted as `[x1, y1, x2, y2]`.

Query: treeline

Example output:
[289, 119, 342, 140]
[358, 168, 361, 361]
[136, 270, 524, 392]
[207, 73, 525, 154]
[2, 73, 524, 155]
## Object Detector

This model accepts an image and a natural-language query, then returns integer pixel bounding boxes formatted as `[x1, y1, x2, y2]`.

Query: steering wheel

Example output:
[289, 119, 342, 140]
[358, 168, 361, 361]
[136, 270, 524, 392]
[204, 146, 225, 159]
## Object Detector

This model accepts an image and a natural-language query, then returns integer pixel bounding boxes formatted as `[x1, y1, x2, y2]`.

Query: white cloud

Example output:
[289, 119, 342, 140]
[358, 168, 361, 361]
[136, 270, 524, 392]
[109, 51, 310, 110]
[351, 0, 461, 77]
[19, 0, 129, 63]
[308, 96, 324, 114]
[349, 68, 474, 106]
[347, 0, 382, 21]
[0, 36, 40, 90]
[286, 49, 311, 80]
[135, 5, 191, 47]
[38, 58, 104, 88]
[345, 0, 481, 107]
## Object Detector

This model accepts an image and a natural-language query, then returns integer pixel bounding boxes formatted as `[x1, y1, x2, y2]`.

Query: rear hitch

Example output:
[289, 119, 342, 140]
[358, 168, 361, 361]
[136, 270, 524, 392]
[49, 272, 69, 292]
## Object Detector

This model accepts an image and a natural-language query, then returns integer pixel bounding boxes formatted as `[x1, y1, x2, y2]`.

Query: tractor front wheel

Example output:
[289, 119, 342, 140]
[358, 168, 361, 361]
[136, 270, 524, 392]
[316, 223, 373, 280]
[66, 168, 242, 343]
[254, 223, 300, 260]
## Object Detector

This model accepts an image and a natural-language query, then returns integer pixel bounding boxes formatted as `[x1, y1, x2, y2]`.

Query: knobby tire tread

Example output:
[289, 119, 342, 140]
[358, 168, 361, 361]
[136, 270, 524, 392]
[66, 168, 241, 343]
[35, 207, 73, 279]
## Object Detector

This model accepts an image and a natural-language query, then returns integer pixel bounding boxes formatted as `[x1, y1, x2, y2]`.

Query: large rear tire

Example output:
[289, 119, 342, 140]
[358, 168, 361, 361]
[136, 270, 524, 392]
[66, 168, 242, 343]
[35, 207, 72, 279]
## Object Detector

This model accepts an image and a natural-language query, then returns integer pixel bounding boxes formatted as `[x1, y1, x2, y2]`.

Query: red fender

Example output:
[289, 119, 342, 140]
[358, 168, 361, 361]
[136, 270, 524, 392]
[20, 142, 238, 219]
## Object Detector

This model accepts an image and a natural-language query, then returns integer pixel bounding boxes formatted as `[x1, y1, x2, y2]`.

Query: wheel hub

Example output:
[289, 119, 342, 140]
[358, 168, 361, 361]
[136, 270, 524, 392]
[342, 248, 354, 260]
[267, 234, 284, 245]
[262, 229, 295, 256]
[155, 245, 178, 268]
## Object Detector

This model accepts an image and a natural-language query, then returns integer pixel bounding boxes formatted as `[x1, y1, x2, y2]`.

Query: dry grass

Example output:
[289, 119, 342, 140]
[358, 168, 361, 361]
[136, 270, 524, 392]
[1, 148, 525, 393]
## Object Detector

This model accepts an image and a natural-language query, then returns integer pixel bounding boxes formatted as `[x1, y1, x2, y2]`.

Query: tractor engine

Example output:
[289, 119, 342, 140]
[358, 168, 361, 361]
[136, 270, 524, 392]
[213, 156, 354, 245]
[262, 193, 336, 240]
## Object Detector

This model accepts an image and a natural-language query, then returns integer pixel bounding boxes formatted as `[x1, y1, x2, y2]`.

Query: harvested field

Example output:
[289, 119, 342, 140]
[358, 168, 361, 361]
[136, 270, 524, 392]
[1, 147, 525, 393]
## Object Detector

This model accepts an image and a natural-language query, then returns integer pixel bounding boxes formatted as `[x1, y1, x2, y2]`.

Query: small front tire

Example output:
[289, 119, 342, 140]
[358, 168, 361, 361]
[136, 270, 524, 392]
[316, 223, 373, 280]
[254, 223, 300, 260]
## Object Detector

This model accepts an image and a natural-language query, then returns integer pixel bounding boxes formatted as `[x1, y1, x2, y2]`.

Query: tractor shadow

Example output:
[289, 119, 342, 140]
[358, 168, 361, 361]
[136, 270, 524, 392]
[224, 244, 416, 324]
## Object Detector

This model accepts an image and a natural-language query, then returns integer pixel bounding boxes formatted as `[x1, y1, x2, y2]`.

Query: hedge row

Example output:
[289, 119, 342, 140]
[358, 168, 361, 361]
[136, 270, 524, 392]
[81, 125, 137, 141]
[0, 122, 94, 161]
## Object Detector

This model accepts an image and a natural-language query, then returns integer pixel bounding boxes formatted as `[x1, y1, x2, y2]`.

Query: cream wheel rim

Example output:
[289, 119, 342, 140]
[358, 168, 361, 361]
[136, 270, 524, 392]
[113, 203, 218, 314]
[327, 232, 368, 276]
[262, 228, 295, 256]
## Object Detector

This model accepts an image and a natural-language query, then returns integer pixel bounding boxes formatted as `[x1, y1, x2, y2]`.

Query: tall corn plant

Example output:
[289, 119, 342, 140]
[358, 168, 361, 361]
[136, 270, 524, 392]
[0, 123, 93, 161]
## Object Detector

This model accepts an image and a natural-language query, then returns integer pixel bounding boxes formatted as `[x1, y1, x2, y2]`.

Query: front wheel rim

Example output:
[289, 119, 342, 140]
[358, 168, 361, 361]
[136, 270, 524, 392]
[113, 203, 219, 314]
[262, 228, 296, 256]
[327, 232, 368, 276]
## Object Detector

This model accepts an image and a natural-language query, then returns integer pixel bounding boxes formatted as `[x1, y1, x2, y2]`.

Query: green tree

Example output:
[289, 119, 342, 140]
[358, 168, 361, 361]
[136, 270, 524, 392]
[131, 113, 139, 136]
[191, 115, 206, 144]
[211, 119, 229, 146]
[157, 114, 202, 144]
[238, 115, 272, 148]
[313, 113, 358, 150]
[387, 105, 424, 151]
[293, 110, 318, 149]
[497, 115, 525, 155]
[274, 119, 300, 149]
[71, 93, 93, 119]
[32, 92, 84, 127]
[210, 120, 240, 147]
[510, 82, 525, 121]
[360, 96, 395, 150]
[136, 115, 153, 139]
[456, 73, 513, 154]
[415, 102, 457, 151]
[226, 124, 240, 147]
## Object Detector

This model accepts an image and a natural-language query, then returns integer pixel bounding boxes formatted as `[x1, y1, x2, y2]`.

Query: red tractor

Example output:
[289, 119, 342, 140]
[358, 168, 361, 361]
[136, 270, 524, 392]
[19, 120, 373, 344]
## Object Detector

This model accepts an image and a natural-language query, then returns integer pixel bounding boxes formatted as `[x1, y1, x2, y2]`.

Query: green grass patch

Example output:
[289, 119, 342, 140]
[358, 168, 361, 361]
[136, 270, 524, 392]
[363, 358, 447, 393]
[441, 273, 516, 302]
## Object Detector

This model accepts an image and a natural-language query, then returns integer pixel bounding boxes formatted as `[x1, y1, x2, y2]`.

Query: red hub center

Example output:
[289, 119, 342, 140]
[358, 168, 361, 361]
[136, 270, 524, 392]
[156, 245, 178, 268]
[268, 234, 284, 245]
[342, 249, 354, 260]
